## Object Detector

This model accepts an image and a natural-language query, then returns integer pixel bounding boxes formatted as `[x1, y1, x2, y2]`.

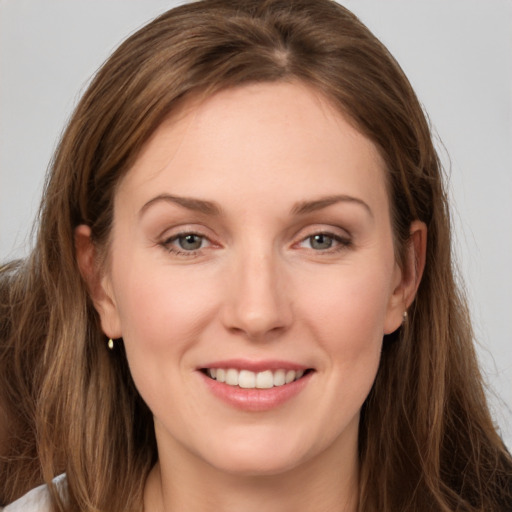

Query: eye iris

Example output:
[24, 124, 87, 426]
[310, 234, 333, 250]
[178, 234, 202, 250]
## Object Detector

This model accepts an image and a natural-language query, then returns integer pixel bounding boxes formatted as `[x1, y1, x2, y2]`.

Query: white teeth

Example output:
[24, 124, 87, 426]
[206, 368, 307, 389]
[273, 369, 285, 386]
[225, 368, 239, 386]
[255, 370, 273, 389]
[238, 370, 256, 389]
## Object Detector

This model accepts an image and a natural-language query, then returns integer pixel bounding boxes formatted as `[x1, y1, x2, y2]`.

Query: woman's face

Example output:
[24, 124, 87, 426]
[93, 82, 411, 476]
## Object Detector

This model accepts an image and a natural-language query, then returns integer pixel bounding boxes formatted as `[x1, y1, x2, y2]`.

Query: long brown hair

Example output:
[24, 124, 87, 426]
[0, 260, 46, 504]
[1, 1, 511, 510]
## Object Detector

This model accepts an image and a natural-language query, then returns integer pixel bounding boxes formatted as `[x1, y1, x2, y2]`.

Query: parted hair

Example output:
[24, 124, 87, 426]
[1, 0, 511, 510]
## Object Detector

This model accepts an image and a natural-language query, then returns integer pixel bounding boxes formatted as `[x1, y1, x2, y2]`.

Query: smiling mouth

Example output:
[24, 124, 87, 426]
[201, 368, 313, 389]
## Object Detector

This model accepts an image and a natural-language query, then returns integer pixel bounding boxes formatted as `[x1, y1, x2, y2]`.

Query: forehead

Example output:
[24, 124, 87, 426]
[116, 81, 388, 215]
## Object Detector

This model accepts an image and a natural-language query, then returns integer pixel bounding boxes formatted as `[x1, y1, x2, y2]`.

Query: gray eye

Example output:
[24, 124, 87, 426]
[178, 234, 204, 250]
[309, 234, 333, 250]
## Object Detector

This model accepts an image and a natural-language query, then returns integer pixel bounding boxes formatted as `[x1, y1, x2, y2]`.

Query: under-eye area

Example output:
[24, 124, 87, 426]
[200, 368, 315, 389]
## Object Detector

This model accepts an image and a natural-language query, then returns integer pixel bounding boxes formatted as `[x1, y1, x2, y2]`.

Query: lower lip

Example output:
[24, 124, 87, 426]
[200, 371, 313, 412]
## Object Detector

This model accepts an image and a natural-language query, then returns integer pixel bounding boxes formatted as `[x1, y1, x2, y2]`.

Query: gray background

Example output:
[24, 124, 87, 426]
[1, 0, 511, 448]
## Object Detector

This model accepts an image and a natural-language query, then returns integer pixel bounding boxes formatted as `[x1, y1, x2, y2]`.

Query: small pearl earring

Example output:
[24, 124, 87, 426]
[107, 338, 114, 350]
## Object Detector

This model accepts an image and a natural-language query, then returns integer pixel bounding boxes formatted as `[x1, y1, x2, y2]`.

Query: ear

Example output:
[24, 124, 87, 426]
[74, 225, 122, 339]
[384, 220, 427, 334]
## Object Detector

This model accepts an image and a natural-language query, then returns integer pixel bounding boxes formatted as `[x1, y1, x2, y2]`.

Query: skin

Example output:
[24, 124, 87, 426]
[76, 82, 426, 511]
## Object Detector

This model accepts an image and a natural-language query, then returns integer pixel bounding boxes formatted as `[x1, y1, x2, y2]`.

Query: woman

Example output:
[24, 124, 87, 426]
[1, 0, 511, 510]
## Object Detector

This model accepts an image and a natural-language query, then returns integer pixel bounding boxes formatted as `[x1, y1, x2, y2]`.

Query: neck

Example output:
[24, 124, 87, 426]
[144, 427, 359, 512]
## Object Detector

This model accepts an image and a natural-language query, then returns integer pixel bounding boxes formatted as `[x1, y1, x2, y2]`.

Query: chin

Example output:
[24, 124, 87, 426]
[196, 428, 318, 477]
[209, 450, 306, 477]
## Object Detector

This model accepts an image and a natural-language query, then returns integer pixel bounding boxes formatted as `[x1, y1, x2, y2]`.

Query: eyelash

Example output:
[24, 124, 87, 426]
[159, 230, 352, 257]
[297, 232, 352, 253]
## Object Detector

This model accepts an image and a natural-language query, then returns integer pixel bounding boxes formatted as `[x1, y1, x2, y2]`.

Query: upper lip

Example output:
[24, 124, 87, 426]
[199, 359, 311, 372]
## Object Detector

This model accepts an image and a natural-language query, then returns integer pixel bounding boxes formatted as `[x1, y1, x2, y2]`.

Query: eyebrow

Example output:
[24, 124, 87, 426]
[139, 194, 222, 217]
[291, 194, 373, 217]
[139, 193, 372, 218]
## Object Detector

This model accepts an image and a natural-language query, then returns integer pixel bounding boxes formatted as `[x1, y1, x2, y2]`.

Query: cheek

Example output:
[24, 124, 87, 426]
[295, 257, 394, 390]
[109, 260, 220, 411]
[284, 262, 392, 447]
[299, 264, 394, 341]
[112, 256, 218, 348]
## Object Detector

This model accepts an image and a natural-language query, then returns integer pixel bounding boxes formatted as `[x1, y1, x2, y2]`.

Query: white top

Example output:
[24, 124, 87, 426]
[3, 474, 66, 512]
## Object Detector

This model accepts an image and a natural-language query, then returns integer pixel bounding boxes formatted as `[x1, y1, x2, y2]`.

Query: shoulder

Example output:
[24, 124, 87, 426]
[3, 474, 66, 512]
[2, 484, 51, 512]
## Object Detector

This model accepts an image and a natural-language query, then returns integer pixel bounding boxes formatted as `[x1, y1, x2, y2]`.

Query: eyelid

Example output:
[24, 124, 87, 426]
[292, 225, 353, 252]
[157, 225, 220, 257]
[293, 224, 351, 241]
[164, 232, 210, 247]
[299, 233, 351, 249]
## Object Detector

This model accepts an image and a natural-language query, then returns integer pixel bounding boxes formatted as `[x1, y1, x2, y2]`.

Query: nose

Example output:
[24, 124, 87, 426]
[221, 247, 293, 341]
